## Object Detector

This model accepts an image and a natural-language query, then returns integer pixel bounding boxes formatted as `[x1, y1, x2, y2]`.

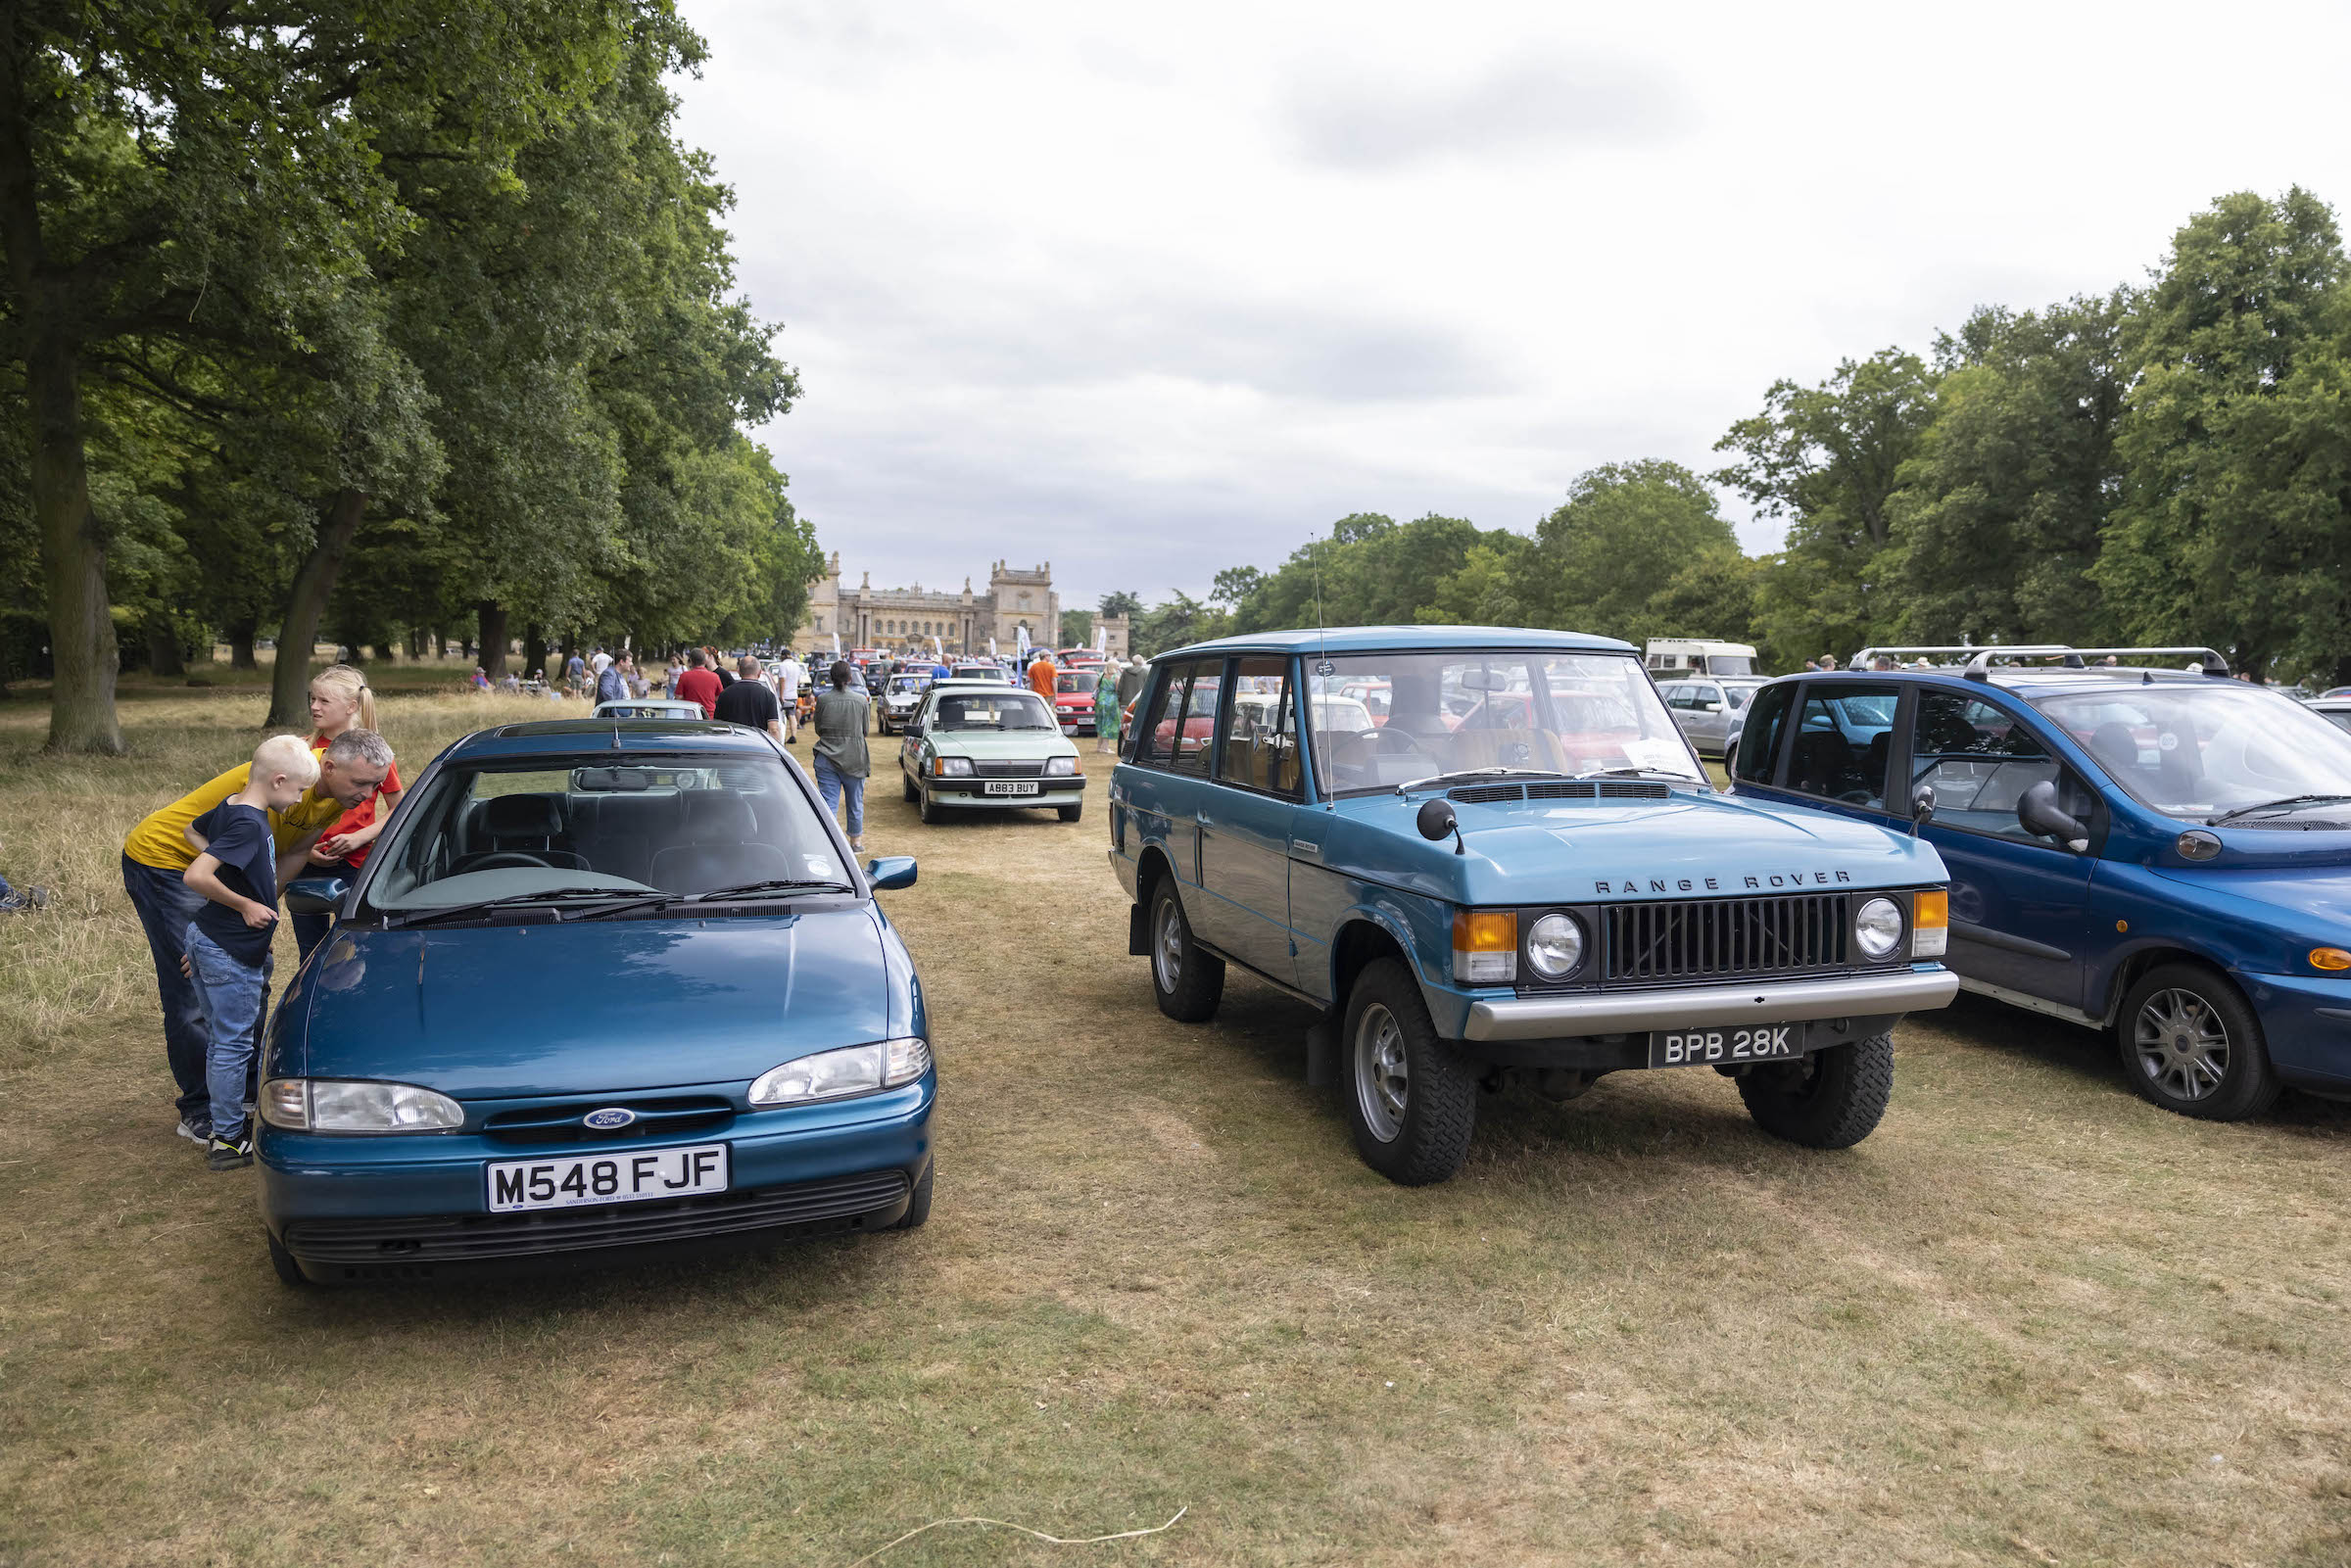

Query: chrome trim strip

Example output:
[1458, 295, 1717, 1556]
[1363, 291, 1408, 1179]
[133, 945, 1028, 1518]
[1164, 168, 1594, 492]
[1954, 975, 2102, 1029]
[1463, 969, 1959, 1041]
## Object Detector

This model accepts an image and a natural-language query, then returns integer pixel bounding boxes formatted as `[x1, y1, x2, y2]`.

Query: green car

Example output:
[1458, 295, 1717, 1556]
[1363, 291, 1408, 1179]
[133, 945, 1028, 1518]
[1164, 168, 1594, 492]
[898, 681, 1087, 825]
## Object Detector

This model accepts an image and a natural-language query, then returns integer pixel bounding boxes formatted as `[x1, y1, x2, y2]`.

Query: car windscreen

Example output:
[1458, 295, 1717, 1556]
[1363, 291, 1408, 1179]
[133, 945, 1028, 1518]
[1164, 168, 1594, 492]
[1304, 650, 1702, 795]
[1056, 670, 1099, 693]
[2035, 683, 2351, 822]
[363, 754, 845, 912]
[932, 691, 1057, 731]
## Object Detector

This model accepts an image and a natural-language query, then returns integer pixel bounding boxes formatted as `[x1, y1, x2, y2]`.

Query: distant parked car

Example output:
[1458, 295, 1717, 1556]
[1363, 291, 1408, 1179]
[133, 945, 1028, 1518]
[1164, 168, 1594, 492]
[2307, 696, 2351, 735]
[1657, 678, 1767, 764]
[1052, 667, 1102, 735]
[594, 698, 706, 721]
[900, 682, 1086, 824]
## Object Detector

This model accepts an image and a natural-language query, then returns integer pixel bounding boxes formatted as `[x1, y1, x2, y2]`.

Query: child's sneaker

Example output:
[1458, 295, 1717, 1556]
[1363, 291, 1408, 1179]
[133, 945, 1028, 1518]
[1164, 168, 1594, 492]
[176, 1115, 212, 1146]
[207, 1124, 254, 1171]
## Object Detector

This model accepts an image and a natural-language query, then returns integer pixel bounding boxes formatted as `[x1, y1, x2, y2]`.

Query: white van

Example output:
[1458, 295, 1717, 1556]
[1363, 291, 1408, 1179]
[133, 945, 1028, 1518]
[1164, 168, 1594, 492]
[1645, 639, 1758, 678]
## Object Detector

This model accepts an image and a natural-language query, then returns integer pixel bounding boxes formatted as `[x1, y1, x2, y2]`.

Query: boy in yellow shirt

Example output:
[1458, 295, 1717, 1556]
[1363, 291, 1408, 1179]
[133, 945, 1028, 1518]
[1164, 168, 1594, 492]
[120, 730, 394, 1145]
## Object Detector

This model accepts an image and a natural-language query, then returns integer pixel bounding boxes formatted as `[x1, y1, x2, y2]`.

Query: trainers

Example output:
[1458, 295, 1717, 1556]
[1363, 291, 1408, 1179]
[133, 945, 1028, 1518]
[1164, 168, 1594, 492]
[0, 885, 46, 913]
[207, 1125, 254, 1171]
[176, 1115, 212, 1146]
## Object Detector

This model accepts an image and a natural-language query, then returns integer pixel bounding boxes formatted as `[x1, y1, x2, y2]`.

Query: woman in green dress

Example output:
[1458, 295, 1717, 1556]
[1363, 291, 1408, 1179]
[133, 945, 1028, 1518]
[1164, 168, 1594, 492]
[1092, 667, 1122, 754]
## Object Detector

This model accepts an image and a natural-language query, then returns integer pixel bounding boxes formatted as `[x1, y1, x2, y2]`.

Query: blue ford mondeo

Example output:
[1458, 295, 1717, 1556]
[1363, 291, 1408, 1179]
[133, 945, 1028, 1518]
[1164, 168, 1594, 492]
[258, 719, 933, 1286]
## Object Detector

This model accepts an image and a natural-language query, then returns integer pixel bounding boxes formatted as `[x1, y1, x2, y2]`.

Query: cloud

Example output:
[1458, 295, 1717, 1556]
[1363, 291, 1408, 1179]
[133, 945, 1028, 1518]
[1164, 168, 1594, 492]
[1283, 53, 1686, 171]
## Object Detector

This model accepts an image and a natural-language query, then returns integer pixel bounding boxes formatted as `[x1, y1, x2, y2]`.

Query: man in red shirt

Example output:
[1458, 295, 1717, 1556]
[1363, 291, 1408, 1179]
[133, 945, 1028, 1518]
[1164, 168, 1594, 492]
[673, 648, 723, 717]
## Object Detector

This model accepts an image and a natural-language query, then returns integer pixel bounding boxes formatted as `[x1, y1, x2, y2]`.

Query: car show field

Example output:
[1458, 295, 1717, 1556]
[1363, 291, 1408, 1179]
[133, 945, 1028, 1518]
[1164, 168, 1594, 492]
[5, 671, 2351, 1565]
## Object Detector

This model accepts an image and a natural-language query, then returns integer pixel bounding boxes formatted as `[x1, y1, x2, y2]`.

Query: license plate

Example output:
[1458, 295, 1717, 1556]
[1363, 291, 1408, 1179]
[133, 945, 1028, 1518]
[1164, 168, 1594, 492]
[1649, 1024, 1800, 1069]
[486, 1143, 728, 1212]
[984, 780, 1039, 795]
[1061, 723, 1079, 734]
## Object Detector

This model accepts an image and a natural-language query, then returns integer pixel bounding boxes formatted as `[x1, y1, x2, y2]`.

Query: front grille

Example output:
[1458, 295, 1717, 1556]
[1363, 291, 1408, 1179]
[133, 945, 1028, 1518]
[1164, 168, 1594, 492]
[1447, 780, 1672, 804]
[482, 1095, 735, 1145]
[283, 1169, 911, 1266]
[1604, 893, 1848, 982]
[972, 759, 1045, 778]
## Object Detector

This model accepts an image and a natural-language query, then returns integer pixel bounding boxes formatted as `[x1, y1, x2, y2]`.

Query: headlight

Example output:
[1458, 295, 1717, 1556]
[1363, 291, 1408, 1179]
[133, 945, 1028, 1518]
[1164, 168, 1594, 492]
[1045, 756, 1079, 777]
[1525, 912, 1586, 979]
[1853, 896, 1904, 960]
[749, 1038, 932, 1106]
[933, 755, 973, 777]
[259, 1078, 464, 1133]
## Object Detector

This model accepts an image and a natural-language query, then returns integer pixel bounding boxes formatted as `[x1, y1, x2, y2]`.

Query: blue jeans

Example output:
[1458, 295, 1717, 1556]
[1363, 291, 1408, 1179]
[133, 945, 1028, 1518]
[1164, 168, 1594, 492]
[814, 754, 866, 837]
[121, 855, 212, 1120]
[183, 926, 271, 1140]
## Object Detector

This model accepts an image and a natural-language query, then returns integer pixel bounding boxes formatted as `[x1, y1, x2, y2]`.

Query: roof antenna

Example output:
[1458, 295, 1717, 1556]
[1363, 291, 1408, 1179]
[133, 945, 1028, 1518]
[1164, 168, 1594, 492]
[1313, 527, 1329, 677]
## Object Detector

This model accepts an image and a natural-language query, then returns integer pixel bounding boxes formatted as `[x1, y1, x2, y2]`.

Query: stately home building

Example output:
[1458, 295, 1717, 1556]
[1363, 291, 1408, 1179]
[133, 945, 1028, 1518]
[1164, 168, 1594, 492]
[792, 555, 1129, 659]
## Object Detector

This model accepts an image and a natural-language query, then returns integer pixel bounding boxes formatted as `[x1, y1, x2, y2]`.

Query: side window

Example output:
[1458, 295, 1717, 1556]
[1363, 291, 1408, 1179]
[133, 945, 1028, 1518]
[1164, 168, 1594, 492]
[1911, 691, 2091, 846]
[1662, 684, 1693, 709]
[1170, 662, 1221, 777]
[1132, 665, 1191, 768]
[1733, 684, 1793, 784]
[1788, 685, 1899, 809]
[1697, 685, 1723, 710]
[1218, 658, 1300, 796]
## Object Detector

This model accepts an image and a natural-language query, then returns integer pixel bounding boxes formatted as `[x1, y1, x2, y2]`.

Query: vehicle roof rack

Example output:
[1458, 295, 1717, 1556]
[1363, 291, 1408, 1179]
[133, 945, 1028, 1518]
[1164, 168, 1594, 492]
[1847, 644, 2231, 682]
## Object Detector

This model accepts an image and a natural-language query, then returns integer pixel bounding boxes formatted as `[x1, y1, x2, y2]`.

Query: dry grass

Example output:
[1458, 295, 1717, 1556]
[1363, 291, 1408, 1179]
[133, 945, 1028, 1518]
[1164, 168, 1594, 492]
[4, 679, 2350, 1566]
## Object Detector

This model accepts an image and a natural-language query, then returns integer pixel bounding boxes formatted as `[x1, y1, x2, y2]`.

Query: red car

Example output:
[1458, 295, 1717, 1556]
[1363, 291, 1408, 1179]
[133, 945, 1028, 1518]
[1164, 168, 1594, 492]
[1052, 667, 1103, 735]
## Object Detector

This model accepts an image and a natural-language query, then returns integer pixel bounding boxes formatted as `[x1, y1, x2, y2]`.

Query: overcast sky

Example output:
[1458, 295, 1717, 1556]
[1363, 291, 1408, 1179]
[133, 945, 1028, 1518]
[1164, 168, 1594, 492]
[671, 0, 2351, 614]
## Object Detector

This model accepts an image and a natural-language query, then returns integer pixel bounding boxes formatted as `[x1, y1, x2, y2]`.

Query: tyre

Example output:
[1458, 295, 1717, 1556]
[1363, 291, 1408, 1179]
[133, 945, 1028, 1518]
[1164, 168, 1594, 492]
[2117, 963, 2280, 1120]
[265, 1229, 310, 1288]
[1341, 958, 1475, 1185]
[1722, 740, 1737, 777]
[1147, 877, 1223, 1022]
[918, 785, 940, 825]
[1056, 802, 1083, 823]
[891, 1162, 934, 1230]
[1738, 1032, 1893, 1149]
[901, 770, 918, 802]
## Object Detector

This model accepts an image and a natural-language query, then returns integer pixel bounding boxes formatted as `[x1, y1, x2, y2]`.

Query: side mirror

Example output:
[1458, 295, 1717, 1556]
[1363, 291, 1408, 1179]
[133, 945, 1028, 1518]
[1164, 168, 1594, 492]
[866, 855, 917, 891]
[2017, 780, 2087, 848]
[1415, 798, 1464, 855]
[1696, 700, 1720, 713]
[1911, 783, 1936, 825]
[283, 876, 350, 917]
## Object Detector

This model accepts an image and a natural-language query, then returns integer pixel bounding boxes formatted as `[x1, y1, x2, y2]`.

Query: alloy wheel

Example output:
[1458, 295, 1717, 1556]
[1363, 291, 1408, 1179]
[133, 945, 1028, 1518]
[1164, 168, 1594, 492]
[2133, 987, 2230, 1102]
[1354, 1002, 1409, 1142]
[1153, 900, 1184, 992]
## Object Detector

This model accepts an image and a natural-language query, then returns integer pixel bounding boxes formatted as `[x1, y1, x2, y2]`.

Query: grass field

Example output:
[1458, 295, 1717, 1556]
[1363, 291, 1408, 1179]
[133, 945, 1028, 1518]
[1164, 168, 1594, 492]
[4, 675, 2350, 1566]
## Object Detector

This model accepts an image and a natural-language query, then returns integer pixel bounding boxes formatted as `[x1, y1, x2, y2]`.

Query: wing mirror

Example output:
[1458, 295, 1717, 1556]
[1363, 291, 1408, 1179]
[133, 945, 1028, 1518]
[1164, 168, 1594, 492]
[1415, 798, 1464, 856]
[1911, 783, 1936, 826]
[866, 856, 918, 891]
[283, 876, 351, 917]
[2017, 781, 2088, 850]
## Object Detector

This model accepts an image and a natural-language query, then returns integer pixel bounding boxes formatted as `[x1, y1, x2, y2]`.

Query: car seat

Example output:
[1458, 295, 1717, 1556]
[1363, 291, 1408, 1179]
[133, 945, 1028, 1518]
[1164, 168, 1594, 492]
[1790, 731, 1851, 797]
[470, 793, 588, 871]
[648, 790, 793, 893]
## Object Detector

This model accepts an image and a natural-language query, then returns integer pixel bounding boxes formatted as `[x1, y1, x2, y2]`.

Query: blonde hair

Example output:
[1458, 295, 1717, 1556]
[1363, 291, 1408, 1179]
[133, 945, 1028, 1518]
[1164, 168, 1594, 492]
[253, 734, 322, 789]
[311, 664, 377, 734]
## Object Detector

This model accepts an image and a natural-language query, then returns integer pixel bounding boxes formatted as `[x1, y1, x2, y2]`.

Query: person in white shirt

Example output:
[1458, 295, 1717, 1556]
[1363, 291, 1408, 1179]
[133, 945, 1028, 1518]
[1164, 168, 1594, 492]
[775, 654, 802, 744]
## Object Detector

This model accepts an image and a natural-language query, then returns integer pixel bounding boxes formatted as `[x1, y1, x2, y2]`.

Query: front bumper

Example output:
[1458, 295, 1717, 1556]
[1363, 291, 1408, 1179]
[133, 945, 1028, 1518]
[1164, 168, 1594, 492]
[259, 1076, 934, 1282]
[921, 774, 1086, 806]
[2236, 969, 2351, 1098]
[1462, 967, 1958, 1041]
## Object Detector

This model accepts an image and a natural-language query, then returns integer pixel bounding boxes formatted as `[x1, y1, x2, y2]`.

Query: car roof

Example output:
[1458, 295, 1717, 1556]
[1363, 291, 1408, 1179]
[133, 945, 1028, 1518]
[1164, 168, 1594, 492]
[930, 679, 1037, 692]
[444, 719, 781, 761]
[1156, 624, 1634, 659]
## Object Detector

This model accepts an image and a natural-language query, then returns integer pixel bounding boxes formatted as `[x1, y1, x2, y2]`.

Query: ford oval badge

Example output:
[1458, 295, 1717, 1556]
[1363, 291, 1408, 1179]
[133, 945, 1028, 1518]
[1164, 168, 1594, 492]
[582, 1107, 636, 1130]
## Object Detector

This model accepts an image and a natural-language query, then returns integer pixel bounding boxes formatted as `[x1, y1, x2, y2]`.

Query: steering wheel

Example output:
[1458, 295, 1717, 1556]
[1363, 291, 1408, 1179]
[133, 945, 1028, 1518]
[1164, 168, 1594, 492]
[1364, 728, 1429, 755]
[1837, 790, 1875, 806]
[448, 850, 554, 876]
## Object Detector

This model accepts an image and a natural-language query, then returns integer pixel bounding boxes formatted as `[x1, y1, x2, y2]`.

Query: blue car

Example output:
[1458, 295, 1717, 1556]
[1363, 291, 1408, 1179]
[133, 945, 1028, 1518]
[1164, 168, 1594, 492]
[263, 719, 933, 1286]
[1728, 645, 2351, 1119]
[1108, 626, 1956, 1185]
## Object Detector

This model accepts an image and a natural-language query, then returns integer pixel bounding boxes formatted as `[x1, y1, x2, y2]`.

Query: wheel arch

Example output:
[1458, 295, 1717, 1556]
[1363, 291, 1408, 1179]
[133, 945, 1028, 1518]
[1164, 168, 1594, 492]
[1328, 916, 1413, 1009]
[2095, 943, 2244, 1028]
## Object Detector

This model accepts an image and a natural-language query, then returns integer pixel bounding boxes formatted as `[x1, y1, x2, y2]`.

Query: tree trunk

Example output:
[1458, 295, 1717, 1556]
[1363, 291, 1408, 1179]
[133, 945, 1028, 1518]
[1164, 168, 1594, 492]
[147, 619, 185, 677]
[227, 617, 259, 670]
[435, 629, 448, 659]
[406, 628, 423, 661]
[521, 622, 547, 684]
[266, 489, 367, 727]
[2, 42, 122, 752]
[478, 601, 510, 681]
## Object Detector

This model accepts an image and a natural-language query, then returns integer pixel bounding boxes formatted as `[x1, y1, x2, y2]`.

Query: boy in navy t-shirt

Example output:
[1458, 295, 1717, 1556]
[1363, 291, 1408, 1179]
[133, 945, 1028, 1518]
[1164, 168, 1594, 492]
[181, 736, 320, 1169]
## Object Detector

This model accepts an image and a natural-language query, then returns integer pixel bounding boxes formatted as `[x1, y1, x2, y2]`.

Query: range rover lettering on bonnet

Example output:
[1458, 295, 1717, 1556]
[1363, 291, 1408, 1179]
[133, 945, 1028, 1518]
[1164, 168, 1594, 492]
[1592, 870, 1855, 895]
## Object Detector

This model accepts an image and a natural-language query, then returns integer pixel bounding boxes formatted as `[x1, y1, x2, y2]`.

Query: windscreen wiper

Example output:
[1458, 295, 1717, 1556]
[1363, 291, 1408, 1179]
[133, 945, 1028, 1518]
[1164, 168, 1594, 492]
[687, 878, 855, 902]
[1575, 766, 1703, 784]
[388, 887, 677, 927]
[1394, 767, 1568, 796]
[2207, 793, 2351, 826]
